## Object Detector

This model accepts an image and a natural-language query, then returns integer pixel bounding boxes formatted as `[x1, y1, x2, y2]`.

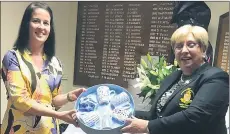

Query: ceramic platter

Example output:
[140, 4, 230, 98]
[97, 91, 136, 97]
[75, 84, 135, 134]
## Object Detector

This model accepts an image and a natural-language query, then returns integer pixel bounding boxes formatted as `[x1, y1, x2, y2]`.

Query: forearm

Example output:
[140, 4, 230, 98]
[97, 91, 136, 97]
[25, 100, 59, 118]
[52, 88, 85, 108]
[52, 93, 69, 107]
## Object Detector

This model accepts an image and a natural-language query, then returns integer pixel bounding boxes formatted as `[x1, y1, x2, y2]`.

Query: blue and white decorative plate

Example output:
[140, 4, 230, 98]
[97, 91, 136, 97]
[75, 84, 135, 134]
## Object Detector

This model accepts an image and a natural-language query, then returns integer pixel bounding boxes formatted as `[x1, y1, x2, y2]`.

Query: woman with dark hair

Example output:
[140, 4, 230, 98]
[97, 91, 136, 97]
[1, 2, 84, 133]
[14, 2, 55, 61]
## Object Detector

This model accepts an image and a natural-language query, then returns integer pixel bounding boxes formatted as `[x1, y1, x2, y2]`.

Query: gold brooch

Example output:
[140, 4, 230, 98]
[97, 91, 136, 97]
[179, 88, 194, 108]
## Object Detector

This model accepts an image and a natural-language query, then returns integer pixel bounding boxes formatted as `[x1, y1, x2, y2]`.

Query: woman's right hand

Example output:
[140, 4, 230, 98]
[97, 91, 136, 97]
[57, 109, 79, 127]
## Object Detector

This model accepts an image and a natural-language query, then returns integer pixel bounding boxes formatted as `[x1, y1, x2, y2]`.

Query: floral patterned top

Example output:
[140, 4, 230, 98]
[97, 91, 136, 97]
[1, 49, 62, 134]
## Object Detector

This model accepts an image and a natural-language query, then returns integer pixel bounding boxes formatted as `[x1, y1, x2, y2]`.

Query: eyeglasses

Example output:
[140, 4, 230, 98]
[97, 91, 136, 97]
[174, 41, 200, 51]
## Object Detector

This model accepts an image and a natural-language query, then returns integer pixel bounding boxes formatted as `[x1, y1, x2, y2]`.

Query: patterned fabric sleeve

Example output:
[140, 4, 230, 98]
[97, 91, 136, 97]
[2, 50, 33, 113]
[51, 57, 63, 98]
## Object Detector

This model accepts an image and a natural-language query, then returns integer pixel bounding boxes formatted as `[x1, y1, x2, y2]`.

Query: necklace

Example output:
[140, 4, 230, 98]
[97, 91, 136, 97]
[180, 75, 191, 84]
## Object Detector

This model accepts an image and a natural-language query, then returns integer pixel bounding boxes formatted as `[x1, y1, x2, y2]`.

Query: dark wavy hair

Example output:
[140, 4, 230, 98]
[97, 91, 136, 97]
[13, 2, 55, 61]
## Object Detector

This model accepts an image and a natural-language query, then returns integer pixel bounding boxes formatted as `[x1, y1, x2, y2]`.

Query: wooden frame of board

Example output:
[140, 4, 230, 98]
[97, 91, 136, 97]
[213, 12, 229, 73]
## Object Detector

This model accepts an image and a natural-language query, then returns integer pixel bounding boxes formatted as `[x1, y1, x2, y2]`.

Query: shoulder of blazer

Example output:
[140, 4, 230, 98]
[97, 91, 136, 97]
[196, 65, 229, 88]
[200, 66, 229, 81]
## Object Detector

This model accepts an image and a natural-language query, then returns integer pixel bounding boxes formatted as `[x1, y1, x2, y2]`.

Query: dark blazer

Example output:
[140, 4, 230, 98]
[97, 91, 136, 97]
[136, 63, 229, 134]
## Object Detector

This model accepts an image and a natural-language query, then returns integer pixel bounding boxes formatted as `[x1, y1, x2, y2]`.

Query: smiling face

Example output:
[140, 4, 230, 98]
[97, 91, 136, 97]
[174, 33, 205, 75]
[29, 8, 51, 45]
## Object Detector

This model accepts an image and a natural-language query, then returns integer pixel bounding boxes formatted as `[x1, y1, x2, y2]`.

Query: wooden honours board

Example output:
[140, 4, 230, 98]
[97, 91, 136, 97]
[73, 2, 177, 87]
[214, 12, 229, 74]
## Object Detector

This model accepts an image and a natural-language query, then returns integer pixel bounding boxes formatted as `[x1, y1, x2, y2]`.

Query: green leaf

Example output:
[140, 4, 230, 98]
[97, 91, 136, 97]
[148, 74, 157, 85]
[150, 70, 158, 76]
[147, 84, 160, 90]
[159, 56, 164, 67]
[158, 69, 164, 80]
[137, 86, 152, 100]
[141, 59, 148, 68]
[147, 53, 152, 64]
[157, 77, 161, 84]
[162, 68, 170, 76]
[137, 54, 179, 103]
[163, 60, 167, 67]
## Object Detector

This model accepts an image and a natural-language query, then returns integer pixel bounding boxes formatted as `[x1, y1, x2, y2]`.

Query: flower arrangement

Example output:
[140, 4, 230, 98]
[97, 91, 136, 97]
[135, 53, 178, 103]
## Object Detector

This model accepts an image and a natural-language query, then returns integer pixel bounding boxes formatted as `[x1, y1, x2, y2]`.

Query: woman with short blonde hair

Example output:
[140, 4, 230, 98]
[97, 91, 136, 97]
[171, 24, 209, 52]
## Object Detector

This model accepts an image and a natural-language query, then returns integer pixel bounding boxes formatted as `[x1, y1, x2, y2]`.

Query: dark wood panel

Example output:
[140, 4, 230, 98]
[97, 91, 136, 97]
[73, 2, 177, 87]
[214, 12, 229, 74]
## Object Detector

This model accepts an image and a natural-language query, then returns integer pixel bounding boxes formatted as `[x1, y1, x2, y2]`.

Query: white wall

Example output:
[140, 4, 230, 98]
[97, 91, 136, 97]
[206, 2, 229, 53]
[1, 2, 229, 123]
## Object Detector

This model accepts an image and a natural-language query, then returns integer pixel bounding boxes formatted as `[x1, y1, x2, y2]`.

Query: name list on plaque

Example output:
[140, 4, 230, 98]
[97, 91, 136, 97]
[74, 2, 176, 87]
[214, 12, 229, 74]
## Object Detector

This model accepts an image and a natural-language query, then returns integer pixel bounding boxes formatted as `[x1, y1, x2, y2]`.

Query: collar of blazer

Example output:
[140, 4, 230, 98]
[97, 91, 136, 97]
[150, 63, 210, 116]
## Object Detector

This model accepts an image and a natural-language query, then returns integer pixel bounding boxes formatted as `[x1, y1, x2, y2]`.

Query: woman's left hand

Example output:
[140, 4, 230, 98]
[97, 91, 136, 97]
[121, 116, 149, 133]
[57, 109, 79, 127]
[68, 88, 86, 101]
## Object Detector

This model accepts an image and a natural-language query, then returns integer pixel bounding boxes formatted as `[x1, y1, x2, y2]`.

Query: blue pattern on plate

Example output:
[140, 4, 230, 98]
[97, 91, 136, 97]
[75, 84, 135, 133]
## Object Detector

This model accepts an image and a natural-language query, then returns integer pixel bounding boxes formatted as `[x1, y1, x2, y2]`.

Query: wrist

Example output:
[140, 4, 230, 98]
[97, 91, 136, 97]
[53, 110, 60, 119]
[67, 92, 74, 102]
